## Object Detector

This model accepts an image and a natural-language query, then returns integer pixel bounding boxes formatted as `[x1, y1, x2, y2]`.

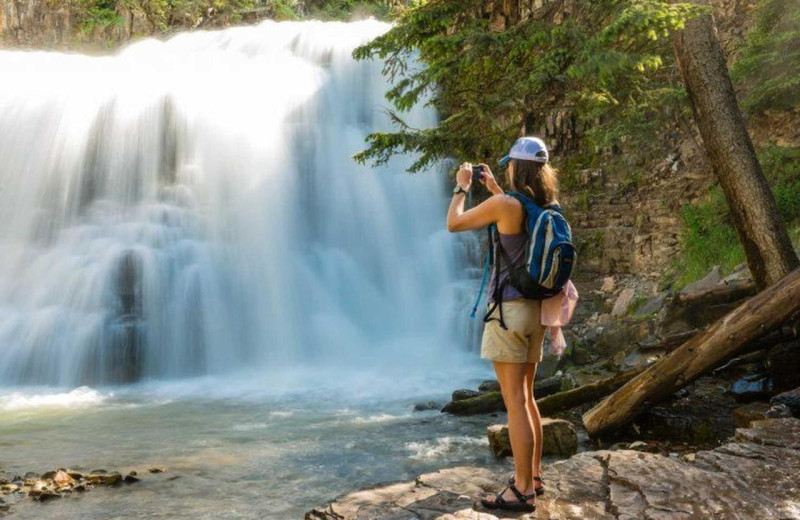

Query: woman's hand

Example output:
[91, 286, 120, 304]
[477, 163, 503, 195]
[455, 162, 473, 191]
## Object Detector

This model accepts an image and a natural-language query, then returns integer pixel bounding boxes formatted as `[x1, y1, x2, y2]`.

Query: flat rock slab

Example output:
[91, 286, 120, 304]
[306, 418, 800, 520]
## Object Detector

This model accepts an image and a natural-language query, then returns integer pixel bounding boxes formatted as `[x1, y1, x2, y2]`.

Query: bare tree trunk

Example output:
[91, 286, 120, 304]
[671, 0, 799, 289]
[583, 267, 800, 437]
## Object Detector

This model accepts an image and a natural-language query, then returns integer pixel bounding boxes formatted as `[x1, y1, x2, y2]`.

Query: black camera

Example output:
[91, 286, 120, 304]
[471, 165, 485, 182]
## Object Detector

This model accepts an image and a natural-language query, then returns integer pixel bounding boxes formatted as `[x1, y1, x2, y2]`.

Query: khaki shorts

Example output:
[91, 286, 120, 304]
[480, 299, 546, 364]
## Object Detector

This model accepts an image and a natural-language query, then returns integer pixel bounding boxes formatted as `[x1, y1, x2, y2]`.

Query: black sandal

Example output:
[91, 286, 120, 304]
[480, 482, 537, 512]
[508, 474, 545, 496]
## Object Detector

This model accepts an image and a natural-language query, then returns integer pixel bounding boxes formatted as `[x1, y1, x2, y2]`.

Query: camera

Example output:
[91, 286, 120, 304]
[471, 165, 485, 182]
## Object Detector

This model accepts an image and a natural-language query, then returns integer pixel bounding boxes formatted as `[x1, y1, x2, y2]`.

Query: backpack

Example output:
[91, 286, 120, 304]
[470, 191, 576, 330]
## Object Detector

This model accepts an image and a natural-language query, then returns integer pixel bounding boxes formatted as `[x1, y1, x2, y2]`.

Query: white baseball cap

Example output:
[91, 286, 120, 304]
[498, 137, 549, 166]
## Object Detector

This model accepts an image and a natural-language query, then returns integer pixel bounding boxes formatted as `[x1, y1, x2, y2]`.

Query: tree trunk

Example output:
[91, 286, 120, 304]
[671, 0, 799, 289]
[583, 267, 800, 437]
[537, 367, 645, 416]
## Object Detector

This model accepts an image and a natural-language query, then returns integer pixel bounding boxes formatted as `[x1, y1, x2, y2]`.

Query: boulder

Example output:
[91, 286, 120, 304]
[412, 401, 440, 412]
[601, 276, 615, 293]
[478, 380, 500, 392]
[611, 288, 636, 316]
[680, 265, 723, 294]
[441, 392, 504, 415]
[486, 418, 578, 458]
[451, 389, 480, 402]
[733, 402, 771, 428]
[771, 386, 800, 416]
[634, 291, 667, 317]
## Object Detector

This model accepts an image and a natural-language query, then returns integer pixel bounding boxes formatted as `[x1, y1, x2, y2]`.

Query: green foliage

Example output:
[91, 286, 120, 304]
[352, 0, 707, 172]
[676, 144, 800, 286]
[305, 0, 392, 20]
[731, 0, 800, 114]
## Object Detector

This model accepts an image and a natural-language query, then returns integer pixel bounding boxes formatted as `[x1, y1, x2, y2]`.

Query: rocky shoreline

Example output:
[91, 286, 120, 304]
[0, 466, 168, 516]
[305, 417, 800, 520]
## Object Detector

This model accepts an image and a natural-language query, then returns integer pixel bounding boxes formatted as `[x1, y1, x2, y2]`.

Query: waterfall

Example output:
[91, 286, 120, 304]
[0, 20, 477, 387]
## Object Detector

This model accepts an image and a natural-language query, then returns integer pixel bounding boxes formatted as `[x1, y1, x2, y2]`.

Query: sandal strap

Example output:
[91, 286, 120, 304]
[533, 476, 543, 482]
[508, 483, 536, 502]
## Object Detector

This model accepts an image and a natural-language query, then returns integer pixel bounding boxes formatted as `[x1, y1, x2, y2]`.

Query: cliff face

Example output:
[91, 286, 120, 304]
[0, 0, 72, 46]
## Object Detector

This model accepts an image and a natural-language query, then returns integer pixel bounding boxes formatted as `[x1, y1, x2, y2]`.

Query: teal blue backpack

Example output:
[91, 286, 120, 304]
[471, 192, 576, 329]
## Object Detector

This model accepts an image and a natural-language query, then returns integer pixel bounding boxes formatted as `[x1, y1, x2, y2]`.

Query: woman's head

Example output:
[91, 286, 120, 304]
[508, 159, 559, 207]
[499, 136, 558, 206]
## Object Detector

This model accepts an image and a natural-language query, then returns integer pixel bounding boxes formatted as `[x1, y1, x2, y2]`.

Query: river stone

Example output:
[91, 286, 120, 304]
[412, 401, 440, 412]
[487, 418, 578, 458]
[601, 276, 615, 293]
[86, 472, 122, 486]
[478, 379, 500, 392]
[733, 402, 771, 427]
[441, 391, 504, 415]
[770, 387, 800, 416]
[451, 389, 481, 402]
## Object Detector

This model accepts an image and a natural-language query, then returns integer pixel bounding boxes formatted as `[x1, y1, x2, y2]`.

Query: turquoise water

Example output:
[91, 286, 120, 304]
[0, 364, 510, 519]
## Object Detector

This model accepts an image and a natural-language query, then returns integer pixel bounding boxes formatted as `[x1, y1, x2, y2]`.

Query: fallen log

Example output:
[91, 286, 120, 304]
[583, 267, 800, 437]
[537, 367, 645, 416]
[677, 279, 756, 307]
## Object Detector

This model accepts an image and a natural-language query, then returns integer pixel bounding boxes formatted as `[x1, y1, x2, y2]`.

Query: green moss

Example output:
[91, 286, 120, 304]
[674, 144, 800, 286]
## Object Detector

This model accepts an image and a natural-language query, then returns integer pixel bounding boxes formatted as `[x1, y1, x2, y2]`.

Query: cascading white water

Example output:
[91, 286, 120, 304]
[0, 20, 480, 387]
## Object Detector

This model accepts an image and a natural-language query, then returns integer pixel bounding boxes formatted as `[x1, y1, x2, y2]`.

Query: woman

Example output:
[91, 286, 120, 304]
[446, 136, 558, 513]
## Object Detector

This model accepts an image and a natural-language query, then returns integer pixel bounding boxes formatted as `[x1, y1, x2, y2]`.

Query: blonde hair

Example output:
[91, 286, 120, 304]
[509, 159, 559, 206]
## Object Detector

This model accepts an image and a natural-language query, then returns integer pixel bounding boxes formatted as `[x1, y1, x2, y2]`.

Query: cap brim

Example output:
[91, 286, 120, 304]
[498, 155, 511, 166]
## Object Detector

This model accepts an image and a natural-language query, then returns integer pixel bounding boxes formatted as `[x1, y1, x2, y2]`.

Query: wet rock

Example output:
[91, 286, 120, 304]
[451, 389, 480, 402]
[52, 470, 74, 489]
[441, 392, 504, 415]
[148, 467, 166, 474]
[123, 474, 140, 483]
[733, 402, 771, 427]
[486, 418, 578, 458]
[611, 288, 636, 316]
[22, 472, 39, 481]
[730, 374, 774, 402]
[0, 472, 11, 485]
[412, 401, 440, 412]
[29, 488, 60, 502]
[478, 380, 500, 392]
[771, 386, 800, 416]
[85, 472, 122, 486]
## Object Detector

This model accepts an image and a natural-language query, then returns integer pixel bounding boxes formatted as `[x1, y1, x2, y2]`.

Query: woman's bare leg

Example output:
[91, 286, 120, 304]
[493, 361, 536, 501]
[524, 362, 544, 485]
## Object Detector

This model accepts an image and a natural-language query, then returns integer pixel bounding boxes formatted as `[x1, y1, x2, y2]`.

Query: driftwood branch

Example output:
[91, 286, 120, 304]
[583, 267, 800, 437]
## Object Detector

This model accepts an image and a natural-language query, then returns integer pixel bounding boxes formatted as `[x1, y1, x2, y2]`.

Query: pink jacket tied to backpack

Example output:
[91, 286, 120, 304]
[541, 280, 579, 356]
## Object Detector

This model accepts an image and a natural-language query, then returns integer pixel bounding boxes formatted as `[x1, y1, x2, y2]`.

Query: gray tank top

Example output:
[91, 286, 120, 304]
[488, 231, 528, 303]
